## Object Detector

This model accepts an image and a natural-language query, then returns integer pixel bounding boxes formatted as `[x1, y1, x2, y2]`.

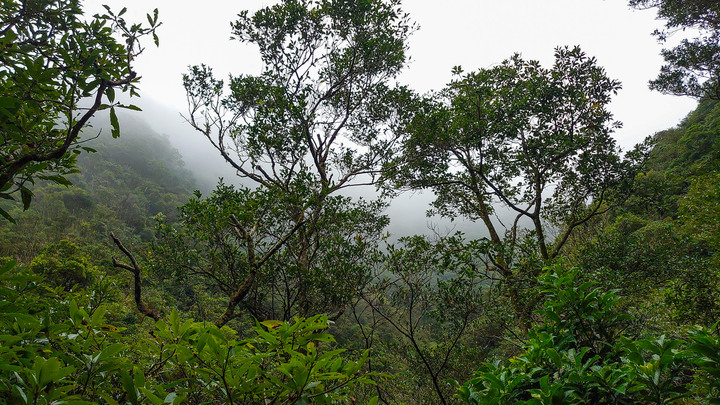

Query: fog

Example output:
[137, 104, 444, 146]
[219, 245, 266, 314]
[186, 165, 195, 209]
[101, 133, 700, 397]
[88, 0, 698, 150]
[102, 96, 494, 239]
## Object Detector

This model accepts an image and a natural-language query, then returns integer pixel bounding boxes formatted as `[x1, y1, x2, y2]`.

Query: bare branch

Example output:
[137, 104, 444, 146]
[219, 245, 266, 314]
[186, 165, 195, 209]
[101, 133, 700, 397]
[110, 232, 161, 322]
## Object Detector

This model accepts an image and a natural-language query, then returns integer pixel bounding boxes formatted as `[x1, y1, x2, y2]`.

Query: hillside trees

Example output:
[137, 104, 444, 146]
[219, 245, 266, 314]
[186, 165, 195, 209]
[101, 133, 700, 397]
[0, 0, 160, 219]
[629, 0, 720, 99]
[574, 99, 720, 327]
[157, 0, 415, 324]
[0, 123, 196, 263]
[386, 47, 633, 283]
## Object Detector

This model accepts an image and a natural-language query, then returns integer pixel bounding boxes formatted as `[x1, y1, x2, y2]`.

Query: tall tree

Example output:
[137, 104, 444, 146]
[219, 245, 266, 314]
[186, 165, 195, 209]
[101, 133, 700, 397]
[386, 47, 631, 279]
[179, 0, 414, 323]
[0, 0, 160, 219]
[630, 0, 720, 99]
[183, 0, 414, 194]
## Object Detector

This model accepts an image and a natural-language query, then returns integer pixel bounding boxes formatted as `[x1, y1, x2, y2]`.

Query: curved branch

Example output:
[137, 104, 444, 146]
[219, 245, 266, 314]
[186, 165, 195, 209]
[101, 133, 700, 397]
[110, 232, 160, 322]
[214, 214, 306, 327]
[0, 73, 136, 189]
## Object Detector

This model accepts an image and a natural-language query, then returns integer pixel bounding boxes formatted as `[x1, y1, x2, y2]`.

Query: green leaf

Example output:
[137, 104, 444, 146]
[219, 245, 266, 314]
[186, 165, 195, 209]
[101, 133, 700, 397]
[138, 387, 163, 405]
[261, 320, 284, 330]
[110, 106, 120, 138]
[90, 305, 108, 327]
[13, 385, 27, 404]
[119, 104, 142, 111]
[106, 87, 116, 103]
[20, 187, 32, 211]
[163, 392, 179, 404]
[0, 206, 16, 223]
[98, 343, 126, 361]
[120, 371, 139, 405]
[39, 175, 73, 186]
[0, 259, 16, 275]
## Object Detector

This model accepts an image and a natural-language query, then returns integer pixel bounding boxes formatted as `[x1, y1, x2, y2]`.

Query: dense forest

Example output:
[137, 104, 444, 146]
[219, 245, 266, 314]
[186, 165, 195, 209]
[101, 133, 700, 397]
[1, 0, 719, 404]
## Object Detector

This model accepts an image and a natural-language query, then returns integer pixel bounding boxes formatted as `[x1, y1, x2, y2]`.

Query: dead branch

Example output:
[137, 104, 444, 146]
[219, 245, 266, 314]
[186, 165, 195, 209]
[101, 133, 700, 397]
[110, 232, 161, 322]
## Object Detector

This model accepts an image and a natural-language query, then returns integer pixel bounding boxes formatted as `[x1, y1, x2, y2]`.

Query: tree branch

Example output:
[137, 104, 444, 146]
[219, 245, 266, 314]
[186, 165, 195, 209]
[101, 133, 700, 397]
[110, 232, 160, 322]
[214, 213, 306, 327]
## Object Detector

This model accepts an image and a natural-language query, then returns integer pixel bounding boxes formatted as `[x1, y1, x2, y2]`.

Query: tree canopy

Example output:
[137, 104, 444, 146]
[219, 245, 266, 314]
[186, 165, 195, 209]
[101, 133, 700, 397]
[386, 47, 632, 277]
[0, 0, 159, 220]
[173, 0, 416, 326]
[630, 0, 720, 98]
[183, 0, 415, 195]
[2, 0, 720, 404]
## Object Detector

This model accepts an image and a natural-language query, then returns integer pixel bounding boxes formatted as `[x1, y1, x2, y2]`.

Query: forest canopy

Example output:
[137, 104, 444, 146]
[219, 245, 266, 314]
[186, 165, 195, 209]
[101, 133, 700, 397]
[1, 0, 719, 404]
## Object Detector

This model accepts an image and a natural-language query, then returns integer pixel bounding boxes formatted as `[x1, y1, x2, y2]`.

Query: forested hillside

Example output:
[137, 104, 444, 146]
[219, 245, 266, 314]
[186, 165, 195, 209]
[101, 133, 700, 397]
[1, 0, 719, 404]
[0, 121, 196, 261]
[573, 99, 720, 327]
[452, 99, 720, 404]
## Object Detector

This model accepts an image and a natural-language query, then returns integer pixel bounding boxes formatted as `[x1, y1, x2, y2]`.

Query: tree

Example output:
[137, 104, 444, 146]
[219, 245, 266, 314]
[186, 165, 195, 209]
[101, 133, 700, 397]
[30, 239, 98, 291]
[178, 0, 414, 321]
[387, 47, 632, 281]
[0, 0, 160, 220]
[629, 0, 720, 99]
[183, 0, 414, 195]
[361, 234, 488, 405]
[150, 183, 387, 325]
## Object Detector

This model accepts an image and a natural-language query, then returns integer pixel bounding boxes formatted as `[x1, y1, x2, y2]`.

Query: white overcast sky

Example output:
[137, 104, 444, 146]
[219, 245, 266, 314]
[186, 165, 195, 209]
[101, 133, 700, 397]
[87, 0, 697, 150]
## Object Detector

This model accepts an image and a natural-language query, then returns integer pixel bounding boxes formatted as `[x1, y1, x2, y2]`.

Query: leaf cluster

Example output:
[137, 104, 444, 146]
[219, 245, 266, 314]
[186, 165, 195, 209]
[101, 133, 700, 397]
[0, 0, 160, 219]
[457, 265, 720, 404]
[629, 0, 720, 99]
[0, 259, 379, 404]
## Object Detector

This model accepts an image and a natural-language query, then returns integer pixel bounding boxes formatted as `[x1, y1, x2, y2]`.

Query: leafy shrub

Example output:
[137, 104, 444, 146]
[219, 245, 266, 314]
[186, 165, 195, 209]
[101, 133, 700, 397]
[456, 264, 720, 404]
[30, 240, 98, 290]
[0, 259, 379, 404]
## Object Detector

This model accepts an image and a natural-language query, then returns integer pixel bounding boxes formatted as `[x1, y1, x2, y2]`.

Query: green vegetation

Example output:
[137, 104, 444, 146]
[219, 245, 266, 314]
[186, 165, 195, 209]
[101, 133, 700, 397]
[457, 265, 720, 404]
[385, 46, 631, 282]
[1, 0, 719, 403]
[0, 261, 376, 404]
[629, 0, 720, 99]
[0, 0, 159, 219]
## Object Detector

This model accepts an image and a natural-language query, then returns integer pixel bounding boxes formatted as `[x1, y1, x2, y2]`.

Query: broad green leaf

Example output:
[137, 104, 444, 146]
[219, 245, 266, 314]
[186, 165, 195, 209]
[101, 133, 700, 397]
[110, 106, 120, 138]
[20, 186, 32, 210]
[0, 206, 16, 223]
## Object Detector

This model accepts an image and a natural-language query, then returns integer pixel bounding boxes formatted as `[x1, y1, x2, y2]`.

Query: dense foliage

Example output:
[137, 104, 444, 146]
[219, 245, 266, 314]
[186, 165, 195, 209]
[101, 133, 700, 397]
[457, 265, 720, 404]
[385, 46, 634, 280]
[1, 0, 719, 404]
[0, 260, 378, 404]
[0, 0, 159, 218]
